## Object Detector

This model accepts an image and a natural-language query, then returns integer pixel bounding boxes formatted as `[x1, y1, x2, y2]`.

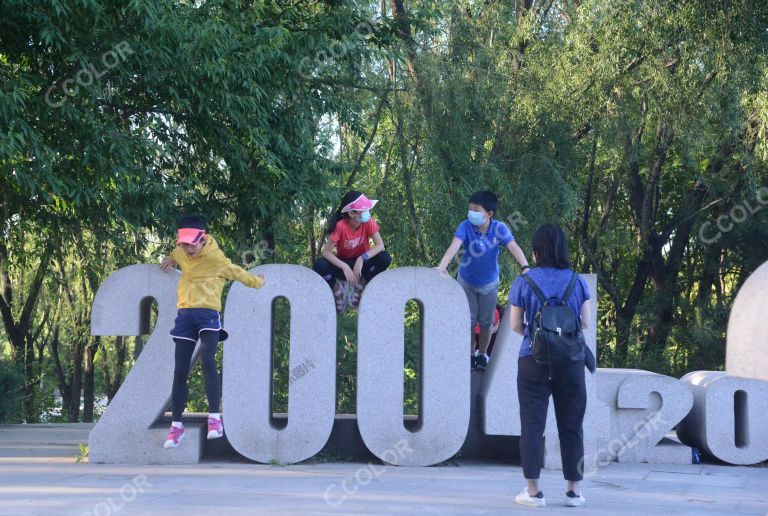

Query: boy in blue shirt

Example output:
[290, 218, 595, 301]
[437, 191, 530, 370]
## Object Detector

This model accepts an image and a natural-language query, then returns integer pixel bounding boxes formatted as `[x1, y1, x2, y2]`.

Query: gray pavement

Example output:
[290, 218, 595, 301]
[0, 424, 766, 515]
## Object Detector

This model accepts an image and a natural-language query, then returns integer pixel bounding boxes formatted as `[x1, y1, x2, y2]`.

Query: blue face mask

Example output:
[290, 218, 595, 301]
[467, 210, 486, 226]
[359, 210, 371, 223]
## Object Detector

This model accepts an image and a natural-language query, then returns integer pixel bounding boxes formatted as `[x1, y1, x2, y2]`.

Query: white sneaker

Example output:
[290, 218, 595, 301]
[514, 488, 546, 508]
[564, 490, 586, 507]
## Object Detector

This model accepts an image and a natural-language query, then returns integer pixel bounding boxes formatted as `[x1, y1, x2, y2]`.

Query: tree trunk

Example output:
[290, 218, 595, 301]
[614, 250, 653, 364]
[82, 337, 97, 422]
[394, 110, 427, 261]
[49, 328, 71, 417]
[23, 332, 36, 421]
[101, 336, 128, 403]
[696, 244, 721, 308]
[133, 335, 144, 360]
[643, 192, 705, 365]
[308, 205, 317, 265]
[100, 339, 115, 402]
[643, 129, 745, 362]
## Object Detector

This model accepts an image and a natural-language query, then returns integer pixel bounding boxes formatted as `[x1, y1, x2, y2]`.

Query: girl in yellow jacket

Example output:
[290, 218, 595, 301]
[160, 216, 265, 449]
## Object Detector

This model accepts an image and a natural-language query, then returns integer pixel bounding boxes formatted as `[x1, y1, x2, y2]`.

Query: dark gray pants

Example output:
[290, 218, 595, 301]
[171, 332, 220, 421]
[517, 355, 587, 481]
[457, 277, 498, 331]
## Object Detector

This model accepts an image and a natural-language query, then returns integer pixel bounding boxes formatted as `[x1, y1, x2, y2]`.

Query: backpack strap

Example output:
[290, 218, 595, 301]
[521, 274, 547, 304]
[561, 271, 579, 304]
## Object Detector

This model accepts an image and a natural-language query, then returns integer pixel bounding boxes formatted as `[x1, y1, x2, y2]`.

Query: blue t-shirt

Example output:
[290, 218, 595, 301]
[509, 267, 591, 357]
[455, 219, 514, 286]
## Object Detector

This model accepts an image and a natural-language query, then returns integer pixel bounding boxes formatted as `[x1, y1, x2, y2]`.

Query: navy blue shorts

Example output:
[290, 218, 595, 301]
[169, 308, 229, 343]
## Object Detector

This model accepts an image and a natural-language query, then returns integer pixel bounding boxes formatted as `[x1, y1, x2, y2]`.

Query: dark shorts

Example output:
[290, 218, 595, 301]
[169, 308, 229, 343]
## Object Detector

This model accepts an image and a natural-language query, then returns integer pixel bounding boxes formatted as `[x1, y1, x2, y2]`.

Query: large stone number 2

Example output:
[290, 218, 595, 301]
[89, 265, 206, 464]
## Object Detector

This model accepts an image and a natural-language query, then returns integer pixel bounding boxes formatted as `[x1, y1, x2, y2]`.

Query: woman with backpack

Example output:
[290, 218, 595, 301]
[508, 223, 591, 508]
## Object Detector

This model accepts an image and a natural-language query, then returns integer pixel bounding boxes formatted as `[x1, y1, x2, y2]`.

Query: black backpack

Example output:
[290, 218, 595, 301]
[521, 271, 586, 367]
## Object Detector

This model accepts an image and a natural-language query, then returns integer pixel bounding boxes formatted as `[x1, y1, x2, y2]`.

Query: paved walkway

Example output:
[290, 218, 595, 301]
[0, 424, 766, 515]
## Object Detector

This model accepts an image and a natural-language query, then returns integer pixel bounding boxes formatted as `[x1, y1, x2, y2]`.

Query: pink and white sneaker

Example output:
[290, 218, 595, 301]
[333, 280, 348, 314]
[207, 416, 224, 439]
[164, 425, 185, 449]
[349, 279, 365, 309]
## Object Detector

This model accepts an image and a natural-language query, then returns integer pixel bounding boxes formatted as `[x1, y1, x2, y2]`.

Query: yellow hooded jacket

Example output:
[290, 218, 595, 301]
[170, 235, 264, 311]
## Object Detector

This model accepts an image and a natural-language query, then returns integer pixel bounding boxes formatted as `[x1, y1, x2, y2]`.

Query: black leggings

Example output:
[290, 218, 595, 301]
[517, 355, 587, 481]
[171, 331, 220, 421]
[313, 251, 392, 288]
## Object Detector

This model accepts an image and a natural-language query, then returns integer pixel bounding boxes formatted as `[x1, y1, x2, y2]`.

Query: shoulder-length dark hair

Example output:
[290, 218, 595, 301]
[531, 223, 570, 269]
[327, 190, 364, 235]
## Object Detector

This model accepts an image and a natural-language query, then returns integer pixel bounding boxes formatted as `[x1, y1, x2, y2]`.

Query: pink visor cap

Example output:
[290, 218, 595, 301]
[341, 194, 379, 213]
[177, 228, 206, 245]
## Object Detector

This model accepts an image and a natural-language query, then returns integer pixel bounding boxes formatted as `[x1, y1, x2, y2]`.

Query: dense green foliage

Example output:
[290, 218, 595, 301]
[1, 0, 767, 422]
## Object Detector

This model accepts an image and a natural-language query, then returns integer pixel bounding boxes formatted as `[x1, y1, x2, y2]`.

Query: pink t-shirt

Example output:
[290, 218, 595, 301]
[329, 218, 380, 259]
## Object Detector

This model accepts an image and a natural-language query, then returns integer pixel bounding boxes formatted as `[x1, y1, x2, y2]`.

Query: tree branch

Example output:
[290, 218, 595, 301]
[345, 93, 388, 188]
[18, 244, 54, 335]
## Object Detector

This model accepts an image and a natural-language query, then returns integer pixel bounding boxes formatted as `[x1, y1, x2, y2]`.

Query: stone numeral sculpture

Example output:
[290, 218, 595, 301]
[89, 264, 768, 466]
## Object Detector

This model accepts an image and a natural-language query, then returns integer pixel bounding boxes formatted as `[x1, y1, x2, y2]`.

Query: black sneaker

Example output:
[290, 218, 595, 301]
[475, 354, 488, 370]
[471, 353, 478, 369]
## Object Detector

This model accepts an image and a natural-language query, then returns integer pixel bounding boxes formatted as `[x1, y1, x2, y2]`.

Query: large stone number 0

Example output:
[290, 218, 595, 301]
[357, 267, 470, 466]
[222, 264, 337, 464]
[678, 371, 768, 465]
